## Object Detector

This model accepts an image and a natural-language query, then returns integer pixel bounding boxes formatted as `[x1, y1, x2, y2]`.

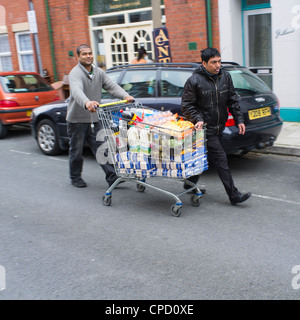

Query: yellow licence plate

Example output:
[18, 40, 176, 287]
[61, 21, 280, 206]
[248, 107, 271, 120]
[26, 111, 32, 117]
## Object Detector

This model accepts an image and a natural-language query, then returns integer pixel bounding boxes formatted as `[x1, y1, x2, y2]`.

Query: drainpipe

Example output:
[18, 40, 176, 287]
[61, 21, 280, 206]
[45, 0, 58, 81]
[28, 0, 43, 75]
[205, 0, 213, 47]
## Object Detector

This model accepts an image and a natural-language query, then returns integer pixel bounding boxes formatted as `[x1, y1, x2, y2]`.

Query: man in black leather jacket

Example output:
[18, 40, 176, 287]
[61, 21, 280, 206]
[181, 47, 251, 205]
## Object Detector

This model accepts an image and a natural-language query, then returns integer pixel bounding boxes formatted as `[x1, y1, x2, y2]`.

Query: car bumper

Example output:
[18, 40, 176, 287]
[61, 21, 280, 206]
[220, 118, 283, 154]
[0, 107, 33, 125]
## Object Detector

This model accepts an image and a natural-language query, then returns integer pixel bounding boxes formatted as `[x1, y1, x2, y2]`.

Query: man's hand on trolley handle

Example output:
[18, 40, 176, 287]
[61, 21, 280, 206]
[85, 95, 135, 113]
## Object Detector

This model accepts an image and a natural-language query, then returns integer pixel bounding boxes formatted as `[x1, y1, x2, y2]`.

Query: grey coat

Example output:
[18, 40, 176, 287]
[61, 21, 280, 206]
[66, 63, 128, 123]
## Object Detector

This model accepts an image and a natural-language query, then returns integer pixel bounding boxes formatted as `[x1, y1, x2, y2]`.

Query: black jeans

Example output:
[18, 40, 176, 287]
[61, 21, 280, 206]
[188, 134, 239, 200]
[67, 121, 116, 185]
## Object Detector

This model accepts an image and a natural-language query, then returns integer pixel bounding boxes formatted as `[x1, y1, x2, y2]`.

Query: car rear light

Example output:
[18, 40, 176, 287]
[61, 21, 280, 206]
[0, 100, 20, 107]
[225, 112, 235, 127]
[53, 94, 60, 101]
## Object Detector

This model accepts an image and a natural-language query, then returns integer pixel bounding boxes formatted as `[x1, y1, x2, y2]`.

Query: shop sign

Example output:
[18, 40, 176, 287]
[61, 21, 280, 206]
[153, 27, 172, 63]
[27, 10, 38, 34]
[92, 0, 156, 14]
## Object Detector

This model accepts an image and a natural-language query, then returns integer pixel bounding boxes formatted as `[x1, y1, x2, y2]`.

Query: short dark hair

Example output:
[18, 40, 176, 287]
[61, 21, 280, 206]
[76, 44, 92, 56]
[201, 47, 221, 63]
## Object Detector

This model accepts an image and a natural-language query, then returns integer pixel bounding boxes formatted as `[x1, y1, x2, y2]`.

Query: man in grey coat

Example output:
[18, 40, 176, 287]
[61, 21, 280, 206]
[67, 44, 134, 188]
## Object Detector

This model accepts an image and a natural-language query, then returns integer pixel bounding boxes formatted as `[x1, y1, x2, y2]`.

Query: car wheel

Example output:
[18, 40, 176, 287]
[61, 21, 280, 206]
[37, 119, 60, 155]
[0, 121, 8, 139]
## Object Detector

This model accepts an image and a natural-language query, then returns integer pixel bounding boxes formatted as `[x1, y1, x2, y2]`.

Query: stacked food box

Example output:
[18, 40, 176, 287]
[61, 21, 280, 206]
[111, 106, 208, 179]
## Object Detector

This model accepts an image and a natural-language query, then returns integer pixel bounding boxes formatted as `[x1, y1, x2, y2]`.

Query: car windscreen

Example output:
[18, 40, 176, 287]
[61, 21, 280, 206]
[119, 69, 157, 98]
[161, 70, 192, 97]
[102, 71, 122, 99]
[228, 68, 272, 96]
[0, 74, 54, 93]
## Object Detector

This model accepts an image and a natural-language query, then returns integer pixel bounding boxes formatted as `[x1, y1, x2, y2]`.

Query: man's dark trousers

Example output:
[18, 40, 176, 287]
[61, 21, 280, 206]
[67, 121, 116, 185]
[189, 134, 238, 200]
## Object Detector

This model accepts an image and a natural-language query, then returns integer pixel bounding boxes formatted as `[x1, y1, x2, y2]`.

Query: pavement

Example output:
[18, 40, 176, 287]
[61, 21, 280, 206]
[253, 121, 300, 157]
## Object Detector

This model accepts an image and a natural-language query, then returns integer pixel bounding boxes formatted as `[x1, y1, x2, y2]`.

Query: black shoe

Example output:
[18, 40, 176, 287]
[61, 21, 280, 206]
[230, 192, 251, 205]
[71, 178, 87, 188]
[183, 183, 206, 194]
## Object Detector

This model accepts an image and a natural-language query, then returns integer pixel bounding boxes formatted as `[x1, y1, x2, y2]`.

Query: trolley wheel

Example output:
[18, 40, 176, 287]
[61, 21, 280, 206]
[171, 204, 182, 217]
[190, 194, 201, 207]
[136, 184, 146, 192]
[103, 195, 112, 206]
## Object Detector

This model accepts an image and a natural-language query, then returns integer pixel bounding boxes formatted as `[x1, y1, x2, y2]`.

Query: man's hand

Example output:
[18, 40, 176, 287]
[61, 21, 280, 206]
[85, 100, 99, 112]
[125, 95, 134, 103]
[238, 123, 246, 135]
[195, 121, 204, 130]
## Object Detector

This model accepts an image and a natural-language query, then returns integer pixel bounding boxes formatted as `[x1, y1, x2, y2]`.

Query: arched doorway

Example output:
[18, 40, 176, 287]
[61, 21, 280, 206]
[89, 3, 165, 68]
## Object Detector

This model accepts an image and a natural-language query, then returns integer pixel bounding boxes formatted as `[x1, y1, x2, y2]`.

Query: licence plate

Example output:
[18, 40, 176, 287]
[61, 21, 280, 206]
[26, 110, 32, 117]
[248, 107, 271, 120]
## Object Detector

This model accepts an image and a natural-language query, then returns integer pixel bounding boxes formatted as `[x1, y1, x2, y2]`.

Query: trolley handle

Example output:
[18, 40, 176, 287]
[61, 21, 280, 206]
[96, 99, 134, 109]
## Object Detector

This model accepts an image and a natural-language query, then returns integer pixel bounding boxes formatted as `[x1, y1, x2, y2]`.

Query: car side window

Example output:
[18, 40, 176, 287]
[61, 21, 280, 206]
[228, 69, 271, 96]
[102, 71, 122, 99]
[161, 70, 192, 97]
[0, 75, 53, 93]
[120, 70, 156, 98]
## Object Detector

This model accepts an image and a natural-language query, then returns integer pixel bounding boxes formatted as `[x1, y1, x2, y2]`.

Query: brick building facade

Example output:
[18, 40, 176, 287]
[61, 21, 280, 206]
[0, 0, 220, 83]
[164, 0, 219, 62]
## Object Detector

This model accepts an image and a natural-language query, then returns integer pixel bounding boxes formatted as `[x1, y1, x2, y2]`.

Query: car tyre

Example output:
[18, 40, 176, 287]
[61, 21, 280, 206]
[0, 121, 8, 139]
[37, 119, 60, 155]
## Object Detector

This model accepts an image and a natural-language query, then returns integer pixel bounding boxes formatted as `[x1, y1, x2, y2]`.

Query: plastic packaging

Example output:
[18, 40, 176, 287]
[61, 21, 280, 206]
[139, 125, 151, 155]
[118, 118, 128, 152]
[120, 108, 143, 125]
[109, 119, 119, 134]
[127, 125, 140, 152]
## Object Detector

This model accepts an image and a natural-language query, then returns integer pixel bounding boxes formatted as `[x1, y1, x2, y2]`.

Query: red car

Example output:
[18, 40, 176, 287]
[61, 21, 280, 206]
[0, 71, 59, 138]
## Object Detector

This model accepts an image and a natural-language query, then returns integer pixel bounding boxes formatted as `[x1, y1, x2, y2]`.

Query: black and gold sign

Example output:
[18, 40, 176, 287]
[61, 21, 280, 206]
[153, 27, 172, 63]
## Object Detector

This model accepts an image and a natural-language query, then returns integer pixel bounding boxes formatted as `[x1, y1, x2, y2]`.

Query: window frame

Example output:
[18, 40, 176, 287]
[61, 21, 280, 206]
[0, 34, 13, 71]
[15, 31, 35, 72]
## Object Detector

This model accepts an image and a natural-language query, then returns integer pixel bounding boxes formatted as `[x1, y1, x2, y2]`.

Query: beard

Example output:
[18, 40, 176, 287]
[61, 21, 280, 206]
[80, 59, 93, 67]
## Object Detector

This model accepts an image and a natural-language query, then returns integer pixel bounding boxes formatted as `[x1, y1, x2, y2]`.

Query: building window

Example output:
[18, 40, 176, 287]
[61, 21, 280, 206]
[0, 34, 13, 71]
[15, 32, 35, 72]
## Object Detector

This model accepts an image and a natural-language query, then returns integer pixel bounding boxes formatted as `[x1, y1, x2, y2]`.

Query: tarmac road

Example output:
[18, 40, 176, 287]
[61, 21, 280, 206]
[0, 126, 300, 301]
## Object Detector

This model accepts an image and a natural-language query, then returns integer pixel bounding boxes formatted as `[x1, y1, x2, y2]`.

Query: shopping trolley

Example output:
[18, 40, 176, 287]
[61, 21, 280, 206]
[96, 100, 208, 217]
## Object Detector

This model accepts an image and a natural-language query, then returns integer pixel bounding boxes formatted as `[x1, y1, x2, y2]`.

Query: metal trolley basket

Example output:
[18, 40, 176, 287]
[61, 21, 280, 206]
[96, 100, 208, 217]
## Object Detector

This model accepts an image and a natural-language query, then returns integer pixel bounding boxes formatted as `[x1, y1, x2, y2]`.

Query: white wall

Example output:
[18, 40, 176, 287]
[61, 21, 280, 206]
[271, 0, 300, 108]
[218, 0, 243, 65]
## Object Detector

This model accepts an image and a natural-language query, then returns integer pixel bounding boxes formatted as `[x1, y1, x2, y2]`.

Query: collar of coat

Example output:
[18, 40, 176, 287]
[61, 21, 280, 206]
[194, 64, 223, 80]
[78, 62, 97, 75]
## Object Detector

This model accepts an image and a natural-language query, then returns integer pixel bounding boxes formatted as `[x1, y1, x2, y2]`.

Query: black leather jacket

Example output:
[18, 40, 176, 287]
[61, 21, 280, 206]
[181, 65, 244, 136]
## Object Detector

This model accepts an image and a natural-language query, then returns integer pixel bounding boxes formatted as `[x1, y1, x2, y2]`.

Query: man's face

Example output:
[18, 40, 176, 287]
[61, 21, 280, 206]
[78, 47, 93, 67]
[203, 56, 221, 74]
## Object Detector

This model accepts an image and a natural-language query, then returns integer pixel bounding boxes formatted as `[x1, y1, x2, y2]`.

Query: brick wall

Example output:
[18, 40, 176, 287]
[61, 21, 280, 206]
[164, 0, 220, 62]
[1, 0, 89, 82]
[47, 0, 90, 81]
